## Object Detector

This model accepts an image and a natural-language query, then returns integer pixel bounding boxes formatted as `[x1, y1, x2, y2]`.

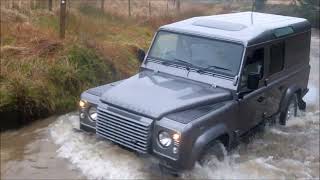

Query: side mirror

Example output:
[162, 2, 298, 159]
[137, 48, 146, 63]
[247, 72, 260, 90]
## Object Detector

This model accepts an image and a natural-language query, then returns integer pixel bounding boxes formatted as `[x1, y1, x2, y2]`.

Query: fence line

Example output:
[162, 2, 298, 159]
[0, 0, 223, 39]
[0, 0, 186, 17]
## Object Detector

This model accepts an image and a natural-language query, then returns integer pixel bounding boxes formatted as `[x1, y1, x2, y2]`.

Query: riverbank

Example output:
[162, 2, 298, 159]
[0, 3, 213, 131]
[0, 6, 146, 130]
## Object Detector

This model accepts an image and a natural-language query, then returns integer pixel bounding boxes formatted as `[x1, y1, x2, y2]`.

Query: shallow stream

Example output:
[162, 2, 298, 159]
[1, 31, 319, 180]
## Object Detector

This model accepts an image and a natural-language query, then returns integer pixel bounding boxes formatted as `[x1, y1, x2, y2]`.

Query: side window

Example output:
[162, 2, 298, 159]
[285, 33, 310, 68]
[269, 42, 285, 75]
[241, 48, 264, 88]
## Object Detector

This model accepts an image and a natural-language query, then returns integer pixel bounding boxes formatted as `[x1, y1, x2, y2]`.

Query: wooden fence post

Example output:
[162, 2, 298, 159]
[30, 0, 33, 10]
[60, 0, 67, 39]
[18, 0, 22, 9]
[101, 0, 105, 11]
[166, 0, 169, 14]
[176, 0, 180, 13]
[148, 0, 151, 17]
[48, 0, 52, 11]
[128, 0, 131, 17]
[5, 0, 7, 8]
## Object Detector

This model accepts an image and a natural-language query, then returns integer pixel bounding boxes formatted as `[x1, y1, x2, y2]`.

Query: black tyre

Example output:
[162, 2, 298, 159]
[279, 94, 300, 125]
[199, 140, 226, 166]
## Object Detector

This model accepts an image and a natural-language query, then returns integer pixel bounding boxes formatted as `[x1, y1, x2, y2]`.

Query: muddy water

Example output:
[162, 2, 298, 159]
[1, 32, 319, 180]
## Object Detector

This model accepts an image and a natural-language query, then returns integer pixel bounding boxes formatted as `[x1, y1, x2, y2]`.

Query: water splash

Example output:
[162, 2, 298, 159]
[49, 110, 319, 179]
[50, 114, 159, 179]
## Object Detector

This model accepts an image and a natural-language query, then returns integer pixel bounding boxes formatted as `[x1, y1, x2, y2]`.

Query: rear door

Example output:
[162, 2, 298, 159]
[263, 41, 286, 117]
[263, 33, 311, 118]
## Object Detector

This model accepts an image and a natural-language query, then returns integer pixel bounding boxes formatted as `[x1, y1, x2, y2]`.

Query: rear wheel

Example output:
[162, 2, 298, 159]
[199, 140, 226, 166]
[280, 94, 301, 125]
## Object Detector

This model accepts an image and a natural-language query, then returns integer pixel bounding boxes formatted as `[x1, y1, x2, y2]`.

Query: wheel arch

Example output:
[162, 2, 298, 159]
[279, 85, 301, 113]
[188, 123, 232, 168]
[279, 85, 303, 124]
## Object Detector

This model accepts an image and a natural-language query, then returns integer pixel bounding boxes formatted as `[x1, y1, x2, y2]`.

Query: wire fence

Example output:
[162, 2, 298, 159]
[0, 0, 250, 39]
[0, 0, 197, 17]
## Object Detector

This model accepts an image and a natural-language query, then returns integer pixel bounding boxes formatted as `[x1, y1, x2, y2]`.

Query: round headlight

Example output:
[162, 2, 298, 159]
[158, 131, 172, 147]
[88, 106, 97, 121]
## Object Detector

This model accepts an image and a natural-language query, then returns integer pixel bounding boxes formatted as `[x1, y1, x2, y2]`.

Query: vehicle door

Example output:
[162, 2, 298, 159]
[263, 30, 312, 119]
[237, 47, 268, 134]
[261, 42, 286, 118]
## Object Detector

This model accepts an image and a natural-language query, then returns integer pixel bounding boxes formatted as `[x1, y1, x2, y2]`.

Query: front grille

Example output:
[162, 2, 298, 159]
[96, 105, 153, 153]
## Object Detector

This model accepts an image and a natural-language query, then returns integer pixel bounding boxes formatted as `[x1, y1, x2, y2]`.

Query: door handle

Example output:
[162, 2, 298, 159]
[257, 96, 265, 102]
[264, 79, 269, 86]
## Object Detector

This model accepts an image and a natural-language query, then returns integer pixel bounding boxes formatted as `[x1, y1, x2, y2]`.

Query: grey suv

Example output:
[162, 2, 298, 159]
[78, 12, 311, 171]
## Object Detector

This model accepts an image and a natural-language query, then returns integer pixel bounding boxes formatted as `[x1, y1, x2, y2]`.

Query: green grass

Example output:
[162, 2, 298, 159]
[34, 15, 59, 32]
[0, 44, 114, 125]
[1, 36, 16, 46]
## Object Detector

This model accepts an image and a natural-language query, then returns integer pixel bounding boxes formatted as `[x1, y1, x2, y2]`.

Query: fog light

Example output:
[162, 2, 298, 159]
[80, 112, 85, 119]
[173, 146, 178, 154]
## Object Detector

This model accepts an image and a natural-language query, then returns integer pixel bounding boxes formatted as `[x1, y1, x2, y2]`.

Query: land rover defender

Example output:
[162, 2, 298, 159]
[78, 12, 311, 171]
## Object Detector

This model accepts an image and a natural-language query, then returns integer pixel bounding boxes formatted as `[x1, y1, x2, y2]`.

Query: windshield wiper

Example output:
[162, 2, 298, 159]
[197, 65, 231, 74]
[173, 58, 194, 67]
[161, 58, 195, 69]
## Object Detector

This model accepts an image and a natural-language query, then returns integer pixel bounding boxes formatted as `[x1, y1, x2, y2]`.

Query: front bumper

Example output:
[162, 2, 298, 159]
[80, 122, 96, 133]
[79, 104, 193, 171]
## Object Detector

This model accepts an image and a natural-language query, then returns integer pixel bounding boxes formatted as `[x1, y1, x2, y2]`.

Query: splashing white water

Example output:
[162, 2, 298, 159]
[304, 85, 319, 108]
[50, 114, 159, 179]
[49, 111, 319, 179]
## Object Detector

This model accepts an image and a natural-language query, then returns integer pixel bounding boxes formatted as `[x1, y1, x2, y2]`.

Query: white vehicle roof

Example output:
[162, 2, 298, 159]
[160, 12, 310, 46]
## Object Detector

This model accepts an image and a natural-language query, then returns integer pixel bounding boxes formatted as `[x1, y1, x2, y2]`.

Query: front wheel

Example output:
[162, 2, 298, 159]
[198, 140, 226, 166]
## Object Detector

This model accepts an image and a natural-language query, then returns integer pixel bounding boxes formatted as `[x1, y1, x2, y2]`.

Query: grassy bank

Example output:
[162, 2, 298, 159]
[0, 4, 210, 130]
[0, 8, 143, 130]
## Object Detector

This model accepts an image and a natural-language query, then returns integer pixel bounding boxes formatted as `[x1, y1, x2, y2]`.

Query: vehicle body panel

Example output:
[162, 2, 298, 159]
[100, 70, 232, 119]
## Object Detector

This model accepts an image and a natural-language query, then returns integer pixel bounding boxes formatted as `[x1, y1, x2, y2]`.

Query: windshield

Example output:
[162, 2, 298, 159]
[148, 31, 244, 76]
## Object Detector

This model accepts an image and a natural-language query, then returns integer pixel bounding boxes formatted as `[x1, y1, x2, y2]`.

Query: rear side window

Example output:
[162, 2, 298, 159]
[285, 33, 310, 67]
[274, 27, 294, 38]
[269, 42, 285, 75]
